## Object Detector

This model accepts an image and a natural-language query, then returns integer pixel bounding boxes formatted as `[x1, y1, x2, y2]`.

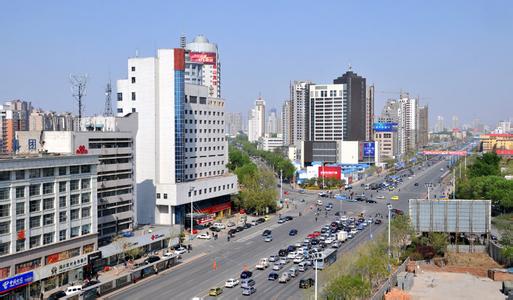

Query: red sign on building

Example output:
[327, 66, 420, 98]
[75, 145, 88, 155]
[189, 52, 216, 65]
[318, 166, 341, 180]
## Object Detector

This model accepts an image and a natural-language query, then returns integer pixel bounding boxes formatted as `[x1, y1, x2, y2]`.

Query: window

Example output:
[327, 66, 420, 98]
[117, 92, 123, 101]
[15, 187, 24, 198]
[43, 198, 54, 210]
[71, 227, 79, 238]
[70, 180, 79, 191]
[81, 179, 90, 189]
[43, 213, 54, 225]
[0, 188, 8, 201]
[16, 240, 24, 252]
[16, 219, 24, 231]
[59, 182, 66, 193]
[0, 242, 9, 255]
[42, 168, 54, 177]
[82, 207, 90, 218]
[70, 166, 80, 175]
[29, 184, 40, 196]
[81, 193, 90, 204]
[131, 92, 136, 101]
[163, 193, 167, 199]
[15, 258, 41, 274]
[59, 230, 66, 241]
[131, 66, 136, 72]
[29, 200, 40, 213]
[117, 108, 123, 114]
[59, 196, 66, 208]
[29, 169, 41, 179]
[16, 203, 24, 215]
[82, 224, 91, 235]
[70, 195, 79, 206]
[58, 167, 67, 176]
[43, 183, 54, 194]
[15, 170, 25, 180]
[70, 209, 79, 220]
[132, 108, 136, 113]
[131, 77, 136, 83]
[0, 221, 9, 234]
[29, 235, 41, 249]
[0, 172, 9, 181]
[156, 193, 160, 199]
[43, 233, 54, 245]
[81, 165, 90, 173]
[59, 211, 67, 222]
[0, 204, 11, 217]
[29, 216, 40, 228]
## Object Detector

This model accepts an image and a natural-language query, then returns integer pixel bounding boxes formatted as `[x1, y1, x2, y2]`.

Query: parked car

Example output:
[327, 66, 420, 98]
[226, 221, 236, 227]
[209, 226, 221, 232]
[242, 286, 256, 296]
[256, 218, 266, 224]
[284, 216, 294, 221]
[235, 226, 245, 232]
[144, 256, 160, 264]
[240, 270, 253, 279]
[48, 291, 66, 300]
[299, 278, 315, 289]
[208, 287, 223, 297]
[277, 218, 286, 224]
[65, 286, 83, 296]
[213, 222, 225, 229]
[225, 278, 239, 288]
[268, 272, 279, 281]
[243, 223, 252, 229]
[197, 233, 211, 239]
[173, 246, 187, 255]
[366, 199, 377, 203]
[228, 229, 237, 236]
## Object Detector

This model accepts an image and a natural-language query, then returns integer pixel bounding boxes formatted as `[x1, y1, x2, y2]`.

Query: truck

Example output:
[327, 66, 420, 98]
[337, 231, 348, 242]
[255, 258, 269, 270]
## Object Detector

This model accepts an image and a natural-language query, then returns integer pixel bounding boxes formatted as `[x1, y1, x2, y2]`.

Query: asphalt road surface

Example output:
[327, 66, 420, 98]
[105, 159, 447, 300]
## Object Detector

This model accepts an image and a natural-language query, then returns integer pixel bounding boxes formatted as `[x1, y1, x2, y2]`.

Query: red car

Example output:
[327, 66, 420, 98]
[307, 233, 315, 239]
[312, 231, 321, 237]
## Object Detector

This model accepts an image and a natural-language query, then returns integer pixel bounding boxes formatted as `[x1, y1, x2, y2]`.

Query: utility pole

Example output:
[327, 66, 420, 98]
[189, 186, 195, 241]
[70, 74, 87, 130]
[280, 169, 283, 201]
[387, 204, 392, 272]
[453, 168, 456, 199]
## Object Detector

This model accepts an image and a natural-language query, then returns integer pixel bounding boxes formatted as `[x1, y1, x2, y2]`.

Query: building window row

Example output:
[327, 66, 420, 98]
[188, 183, 235, 197]
[185, 146, 224, 152]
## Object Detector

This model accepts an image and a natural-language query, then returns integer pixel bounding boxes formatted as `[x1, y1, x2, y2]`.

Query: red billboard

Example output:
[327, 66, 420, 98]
[189, 52, 216, 65]
[318, 166, 341, 180]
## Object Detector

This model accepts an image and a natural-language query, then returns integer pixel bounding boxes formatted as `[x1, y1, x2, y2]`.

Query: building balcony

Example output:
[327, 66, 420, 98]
[98, 178, 133, 189]
[98, 163, 133, 173]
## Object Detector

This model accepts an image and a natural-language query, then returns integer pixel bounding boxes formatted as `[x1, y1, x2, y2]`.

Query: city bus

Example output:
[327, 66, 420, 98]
[314, 248, 337, 270]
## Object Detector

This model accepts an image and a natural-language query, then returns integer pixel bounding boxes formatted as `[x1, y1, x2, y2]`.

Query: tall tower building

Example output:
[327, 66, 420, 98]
[418, 105, 429, 147]
[333, 68, 367, 141]
[435, 116, 445, 132]
[116, 48, 237, 225]
[366, 84, 375, 141]
[225, 112, 242, 137]
[307, 84, 346, 141]
[290, 81, 312, 146]
[267, 108, 279, 135]
[0, 100, 32, 153]
[282, 100, 292, 145]
[398, 94, 418, 155]
[185, 35, 221, 98]
[248, 97, 266, 142]
[451, 115, 459, 130]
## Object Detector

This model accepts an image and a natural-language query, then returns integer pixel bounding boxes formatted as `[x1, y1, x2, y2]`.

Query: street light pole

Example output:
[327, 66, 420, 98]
[314, 252, 320, 300]
[189, 186, 195, 242]
[387, 204, 392, 272]
[280, 169, 283, 201]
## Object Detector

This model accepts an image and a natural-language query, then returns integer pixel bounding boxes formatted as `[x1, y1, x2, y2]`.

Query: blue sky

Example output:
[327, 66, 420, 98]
[1, 1, 512, 127]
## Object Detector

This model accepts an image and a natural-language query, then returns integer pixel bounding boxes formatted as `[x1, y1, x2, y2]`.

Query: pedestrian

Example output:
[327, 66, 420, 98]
[315, 217, 318, 222]
[227, 235, 230, 242]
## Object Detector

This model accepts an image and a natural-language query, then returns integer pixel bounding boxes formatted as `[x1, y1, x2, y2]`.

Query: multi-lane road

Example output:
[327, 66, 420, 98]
[105, 159, 448, 300]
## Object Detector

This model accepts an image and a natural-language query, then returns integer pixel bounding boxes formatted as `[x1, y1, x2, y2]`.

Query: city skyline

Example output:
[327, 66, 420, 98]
[1, 1, 512, 127]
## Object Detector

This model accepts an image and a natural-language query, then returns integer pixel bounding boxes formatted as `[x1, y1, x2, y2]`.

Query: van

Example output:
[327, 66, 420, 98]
[213, 222, 225, 229]
[65, 286, 83, 296]
[241, 278, 255, 289]
[298, 261, 308, 272]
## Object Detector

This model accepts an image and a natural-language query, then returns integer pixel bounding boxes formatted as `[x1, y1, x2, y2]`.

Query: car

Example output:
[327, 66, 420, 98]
[269, 255, 278, 262]
[235, 226, 245, 232]
[256, 218, 266, 224]
[244, 223, 252, 229]
[65, 286, 83, 296]
[240, 270, 253, 279]
[48, 291, 67, 300]
[263, 215, 271, 221]
[277, 218, 286, 224]
[225, 278, 239, 288]
[294, 242, 302, 248]
[345, 184, 353, 190]
[262, 229, 272, 236]
[242, 286, 256, 296]
[279, 272, 291, 283]
[209, 287, 223, 296]
[299, 189, 306, 194]
[213, 222, 226, 229]
[197, 232, 211, 239]
[264, 235, 273, 242]
[227, 221, 236, 227]
[340, 215, 348, 222]
[293, 255, 305, 264]
[391, 195, 399, 201]
[392, 208, 404, 215]
[278, 249, 288, 257]
[366, 199, 377, 203]
[289, 229, 298, 236]
[272, 262, 283, 271]
[377, 195, 385, 199]
[287, 251, 297, 259]
[288, 267, 299, 278]
[325, 206, 332, 211]
[209, 226, 221, 232]
[299, 278, 315, 289]
[414, 182, 419, 186]
[268, 272, 279, 280]
[173, 246, 187, 255]
[316, 199, 323, 206]
[298, 261, 309, 272]
[228, 229, 237, 236]
[287, 245, 297, 252]
[284, 216, 294, 221]
[241, 278, 255, 289]
[374, 219, 382, 225]
[331, 241, 341, 248]
[144, 256, 160, 264]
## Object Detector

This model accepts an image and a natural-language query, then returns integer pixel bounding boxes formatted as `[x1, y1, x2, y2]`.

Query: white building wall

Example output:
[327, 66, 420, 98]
[338, 141, 359, 164]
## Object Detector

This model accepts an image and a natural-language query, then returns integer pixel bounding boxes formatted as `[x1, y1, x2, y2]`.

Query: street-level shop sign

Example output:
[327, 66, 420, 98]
[36, 255, 88, 280]
[0, 272, 34, 294]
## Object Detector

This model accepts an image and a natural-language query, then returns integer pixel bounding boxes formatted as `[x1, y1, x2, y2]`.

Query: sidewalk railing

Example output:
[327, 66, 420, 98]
[371, 257, 410, 300]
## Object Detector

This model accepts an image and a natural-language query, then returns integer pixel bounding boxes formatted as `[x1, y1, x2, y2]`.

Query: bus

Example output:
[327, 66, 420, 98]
[314, 248, 337, 270]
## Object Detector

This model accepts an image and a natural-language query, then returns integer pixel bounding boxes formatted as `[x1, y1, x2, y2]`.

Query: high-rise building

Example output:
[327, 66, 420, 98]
[307, 84, 346, 141]
[248, 97, 266, 142]
[451, 115, 459, 130]
[333, 68, 367, 141]
[185, 35, 221, 98]
[435, 116, 445, 132]
[267, 108, 279, 135]
[225, 112, 242, 137]
[398, 94, 418, 155]
[418, 105, 429, 147]
[290, 81, 312, 146]
[282, 100, 292, 145]
[366, 84, 375, 141]
[373, 122, 399, 160]
[0, 100, 32, 153]
[116, 48, 237, 225]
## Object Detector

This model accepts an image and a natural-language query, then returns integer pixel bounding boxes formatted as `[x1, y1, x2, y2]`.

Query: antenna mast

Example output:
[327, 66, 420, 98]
[104, 80, 113, 116]
[70, 74, 88, 131]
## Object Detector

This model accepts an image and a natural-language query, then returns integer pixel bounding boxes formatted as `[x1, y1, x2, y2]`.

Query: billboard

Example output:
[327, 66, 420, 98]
[422, 150, 467, 156]
[363, 142, 375, 158]
[373, 122, 398, 132]
[189, 52, 216, 65]
[318, 166, 341, 180]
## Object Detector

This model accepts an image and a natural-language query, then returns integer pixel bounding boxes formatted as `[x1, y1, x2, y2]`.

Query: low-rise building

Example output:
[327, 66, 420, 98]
[258, 135, 284, 152]
[0, 154, 99, 299]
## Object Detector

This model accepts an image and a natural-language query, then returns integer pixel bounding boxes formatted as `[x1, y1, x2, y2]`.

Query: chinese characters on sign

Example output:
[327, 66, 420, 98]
[0, 272, 34, 293]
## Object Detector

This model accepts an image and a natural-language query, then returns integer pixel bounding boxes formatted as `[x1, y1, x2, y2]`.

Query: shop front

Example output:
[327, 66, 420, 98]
[198, 201, 232, 219]
[0, 272, 34, 300]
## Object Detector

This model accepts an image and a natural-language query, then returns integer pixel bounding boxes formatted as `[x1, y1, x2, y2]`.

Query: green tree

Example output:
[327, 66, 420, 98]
[324, 275, 371, 300]
[428, 232, 449, 256]
[227, 146, 251, 171]
[468, 152, 501, 178]
[390, 215, 414, 259]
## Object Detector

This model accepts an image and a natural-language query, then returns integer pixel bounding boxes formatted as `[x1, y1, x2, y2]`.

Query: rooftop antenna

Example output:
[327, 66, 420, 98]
[180, 34, 187, 49]
[348, 63, 352, 71]
[104, 79, 113, 116]
[70, 74, 87, 131]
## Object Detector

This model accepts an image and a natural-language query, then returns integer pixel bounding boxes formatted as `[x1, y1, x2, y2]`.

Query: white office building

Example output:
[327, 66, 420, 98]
[258, 134, 284, 152]
[248, 97, 266, 142]
[290, 80, 312, 146]
[398, 95, 418, 155]
[308, 84, 347, 141]
[185, 35, 221, 98]
[116, 48, 237, 226]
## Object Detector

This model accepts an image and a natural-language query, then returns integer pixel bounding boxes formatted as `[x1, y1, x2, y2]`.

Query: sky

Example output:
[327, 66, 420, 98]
[1, 1, 512, 128]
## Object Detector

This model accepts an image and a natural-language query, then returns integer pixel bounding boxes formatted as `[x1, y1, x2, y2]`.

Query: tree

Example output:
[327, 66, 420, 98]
[227, 146, 251, 171]
[428, 232, 449, 256]
[390, 215, 414, 259]
[324, 275, 371, 300]
[468, 152, 501, 178]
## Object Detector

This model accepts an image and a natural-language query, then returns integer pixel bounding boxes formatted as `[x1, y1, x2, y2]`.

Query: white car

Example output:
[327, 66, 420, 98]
[331, 241, 341, 248]
[340, 215, 348, 222]
[317, 200, 323, 206]
[324, 238, 334, 245]
[377, 195, 385, 199]
[272, 263, 283, 271]
[197, 233, 211, 240]
[65, 286, 82, 296]
[294, 242, 302, 248]
[174, 247, 187, 255]
[225, 278, 239, 288]
[293, 255, 304, 264]
[287, 252, 297, 260]
[213, 222, 226, 229]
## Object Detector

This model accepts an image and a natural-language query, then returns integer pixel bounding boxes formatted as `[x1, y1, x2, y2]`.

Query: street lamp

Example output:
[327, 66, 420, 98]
[314, 252, 322, 300]
[189, 186, 195, 242]
[387, 204, 393, 272]
[280, 169, 283, 201]
[425, 183, 433, 199]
